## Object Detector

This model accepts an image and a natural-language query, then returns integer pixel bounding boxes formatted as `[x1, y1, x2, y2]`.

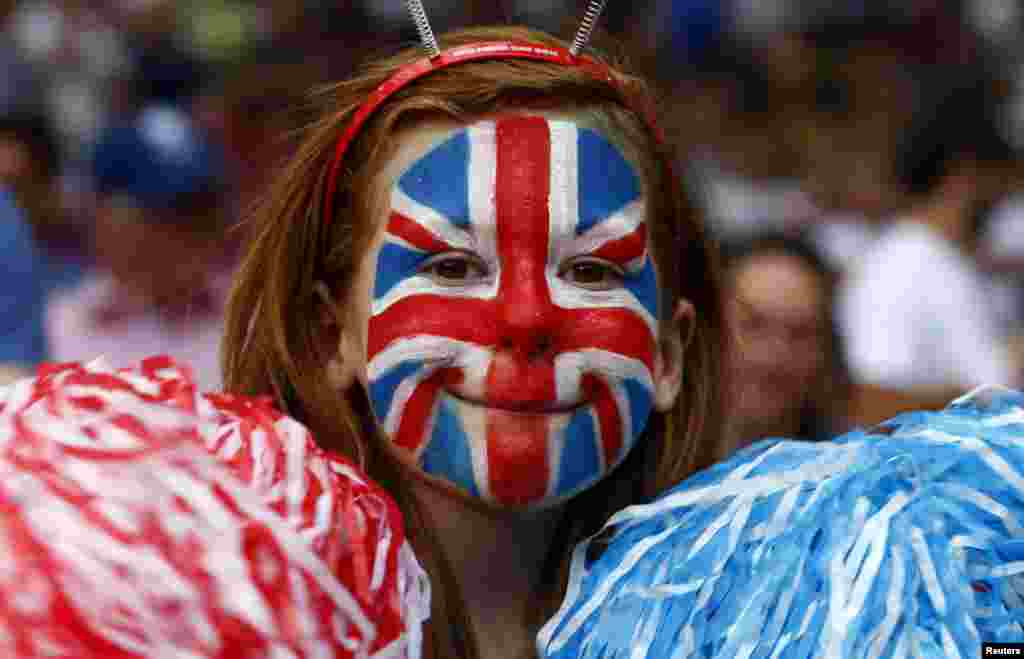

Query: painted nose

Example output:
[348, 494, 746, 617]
[499, 324, 556, 360]
[496, 272, 560, 360]
[488, 276, 562, 407]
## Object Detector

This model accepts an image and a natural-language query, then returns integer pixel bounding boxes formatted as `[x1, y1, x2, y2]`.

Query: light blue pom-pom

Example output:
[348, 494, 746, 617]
[539, 387, 1024, 658]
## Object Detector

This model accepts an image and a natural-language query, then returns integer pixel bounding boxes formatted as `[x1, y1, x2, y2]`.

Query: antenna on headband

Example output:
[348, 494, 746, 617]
[406, 0, 441, 59]
[569, 0, 609, 57]
[323, 0, 639, 229]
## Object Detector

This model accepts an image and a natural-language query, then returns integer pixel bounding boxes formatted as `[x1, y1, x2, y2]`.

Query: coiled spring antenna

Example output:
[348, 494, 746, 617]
[406, 0, 441, 58]
[569, 0, 609, 57]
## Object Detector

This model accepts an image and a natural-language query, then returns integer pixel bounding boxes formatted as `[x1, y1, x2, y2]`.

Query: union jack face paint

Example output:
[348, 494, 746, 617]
[366, 115, 659, 508]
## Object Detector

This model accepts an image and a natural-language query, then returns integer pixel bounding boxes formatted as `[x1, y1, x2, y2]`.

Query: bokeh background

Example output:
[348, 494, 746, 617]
[3, 0, 1024, 454]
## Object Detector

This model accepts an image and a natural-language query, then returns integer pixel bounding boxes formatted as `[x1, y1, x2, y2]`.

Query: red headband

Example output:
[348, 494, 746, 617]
[322, 40, 666, 228]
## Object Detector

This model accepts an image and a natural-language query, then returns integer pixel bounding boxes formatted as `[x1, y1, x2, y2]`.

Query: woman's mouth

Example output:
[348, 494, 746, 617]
[444, 390, 585, 415]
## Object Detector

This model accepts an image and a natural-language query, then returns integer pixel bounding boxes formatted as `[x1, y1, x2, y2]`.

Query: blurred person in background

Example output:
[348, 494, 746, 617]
[0, 110, 89, 294]
[838, 70, 1023, 392]
[798, 12, 925, 273]
[0, 185, 48, 370]
[671, 33, 818, 241]
[0, 0, 44, 115]
[194, 51, 322, 237]
[7, 0, 130, 161]
[0, 111, 59, 219]
[46, 104, 230, 392]
[117, 1, 207, 109]
[978, 187, 1024, 331]
[720, 232, 850, 457]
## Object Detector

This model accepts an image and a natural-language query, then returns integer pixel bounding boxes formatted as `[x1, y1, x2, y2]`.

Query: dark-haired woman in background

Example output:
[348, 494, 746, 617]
[838, 72, 1023, 394]
[720, 232, 851, 457]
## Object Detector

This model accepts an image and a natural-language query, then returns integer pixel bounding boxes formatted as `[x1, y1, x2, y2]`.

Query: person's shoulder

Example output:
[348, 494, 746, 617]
[846, 221, 957, 291]
[870, 221, 937, 258]
[881, 221, 965, 265]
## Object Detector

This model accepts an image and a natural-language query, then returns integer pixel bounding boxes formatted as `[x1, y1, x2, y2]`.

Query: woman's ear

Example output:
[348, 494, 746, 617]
[316, 281, 364, 392]
[653, 299, 696, 412]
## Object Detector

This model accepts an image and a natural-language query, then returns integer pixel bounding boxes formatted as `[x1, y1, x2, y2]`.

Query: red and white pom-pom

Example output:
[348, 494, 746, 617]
[0, 356, 429, 659]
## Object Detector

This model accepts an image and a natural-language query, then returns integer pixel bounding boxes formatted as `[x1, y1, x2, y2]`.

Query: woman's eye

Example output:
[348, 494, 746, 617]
[561, 259, 625, 290]
[421, 254, 487, 284]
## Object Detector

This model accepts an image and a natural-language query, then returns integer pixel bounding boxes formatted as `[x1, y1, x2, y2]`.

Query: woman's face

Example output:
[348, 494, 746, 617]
[726, 252, 828, 432]
[333, 113, 688, 510]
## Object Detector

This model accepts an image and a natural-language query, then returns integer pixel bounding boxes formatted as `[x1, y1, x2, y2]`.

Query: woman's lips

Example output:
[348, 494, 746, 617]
[445, 390, 585, 414]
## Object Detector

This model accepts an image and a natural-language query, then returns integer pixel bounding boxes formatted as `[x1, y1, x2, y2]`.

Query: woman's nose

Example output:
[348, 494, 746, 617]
[495, 267, 560, 359]
[499, 326, 557, 361]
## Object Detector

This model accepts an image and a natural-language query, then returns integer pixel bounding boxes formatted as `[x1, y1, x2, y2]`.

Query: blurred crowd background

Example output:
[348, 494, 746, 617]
[2, 0, 1024, 455]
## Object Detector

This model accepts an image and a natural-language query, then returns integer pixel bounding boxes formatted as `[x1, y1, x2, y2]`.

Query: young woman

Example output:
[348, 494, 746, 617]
[221, 25, 727, 659]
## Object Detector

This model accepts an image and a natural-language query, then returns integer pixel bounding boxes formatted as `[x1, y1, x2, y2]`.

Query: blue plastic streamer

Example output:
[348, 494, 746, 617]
[538, 386, 1024, 658]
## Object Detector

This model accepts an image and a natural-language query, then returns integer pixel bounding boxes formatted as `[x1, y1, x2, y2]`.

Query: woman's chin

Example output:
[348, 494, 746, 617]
[375, 436, 581, 516]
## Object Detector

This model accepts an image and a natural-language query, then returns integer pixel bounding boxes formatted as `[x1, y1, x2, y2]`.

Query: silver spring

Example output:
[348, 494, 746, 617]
[569, 0, 609, 57]
[405, 0, 441, 58]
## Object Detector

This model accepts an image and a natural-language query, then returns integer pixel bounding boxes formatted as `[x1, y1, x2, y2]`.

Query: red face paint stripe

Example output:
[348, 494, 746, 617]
[481, 116, 558, 505]
[583, 374, 623, 468]
[368, 297, 500, 359]
[386, 211, 455, 253]
[484, 117, 559, 406]
[393, 371, 446, 453]
[485, 353, 559, 409]
[490, 115, 557, 348]
[554, 307, 657, 371]
[590, 224, 648, 266]
[485, 412, 552, 505]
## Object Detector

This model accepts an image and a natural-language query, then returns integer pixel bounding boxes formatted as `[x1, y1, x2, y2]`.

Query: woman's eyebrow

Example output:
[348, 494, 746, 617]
[588, 223, 647, 265]
[386, 211, 458, 253]
[566, 200, 648, 266]
[388, 183, 475, 252]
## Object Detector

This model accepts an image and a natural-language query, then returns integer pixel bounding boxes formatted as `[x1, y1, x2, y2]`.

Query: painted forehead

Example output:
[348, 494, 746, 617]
[390, 115, 644, 237]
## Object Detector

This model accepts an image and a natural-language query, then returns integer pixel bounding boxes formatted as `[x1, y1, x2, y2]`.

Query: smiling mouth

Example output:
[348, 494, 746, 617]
[445, 390, 585, 415]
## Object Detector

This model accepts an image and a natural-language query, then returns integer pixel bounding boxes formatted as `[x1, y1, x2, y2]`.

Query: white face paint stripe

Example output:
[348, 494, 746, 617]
[412, 396, 443, 462]
[370, 274, 499, 317]
[590, 407, 607, 471]
[548, 277, 658, 337]
[546, 414, 568, 496]
[467, 123, 499, 266]
[609, 380, 634, 447]
[463, 401, 492, 501]
[383, 368, 435, 437]
[624, 254, 646, 273]
[552, 349, 656, 403]
[547, 120, 579, 267]
[569, 199, 647, 263]
[367, 336, 493, 384]
[389, 187, 474, 250]
[553, 351, 587, 405]
[377, 233, 420, 252]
